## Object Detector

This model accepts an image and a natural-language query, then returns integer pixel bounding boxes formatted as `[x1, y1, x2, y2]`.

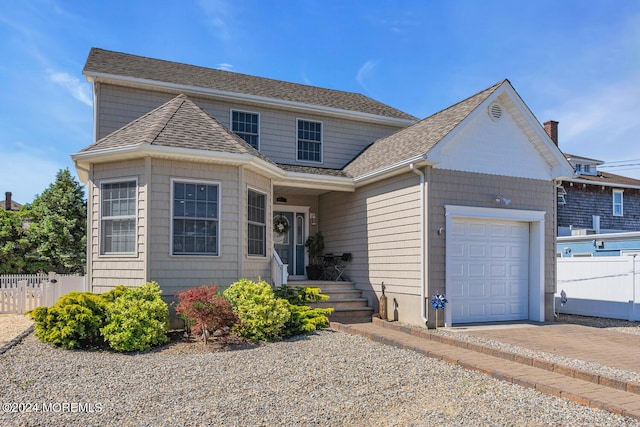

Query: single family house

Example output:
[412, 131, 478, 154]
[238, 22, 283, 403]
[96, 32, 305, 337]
[72, 48, 573, 327]
[546, 120, 640, 238]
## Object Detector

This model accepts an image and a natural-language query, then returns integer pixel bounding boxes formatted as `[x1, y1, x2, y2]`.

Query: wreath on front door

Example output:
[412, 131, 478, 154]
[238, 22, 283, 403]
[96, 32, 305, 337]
[273, 214, 289, 235]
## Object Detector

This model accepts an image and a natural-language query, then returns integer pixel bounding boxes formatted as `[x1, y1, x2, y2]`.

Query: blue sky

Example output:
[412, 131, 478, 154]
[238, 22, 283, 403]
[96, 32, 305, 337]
[1, 0, 640, 203]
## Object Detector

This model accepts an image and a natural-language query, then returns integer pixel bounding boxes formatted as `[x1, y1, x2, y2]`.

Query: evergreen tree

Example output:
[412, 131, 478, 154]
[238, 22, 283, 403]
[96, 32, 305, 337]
[25, 169, 87, 274]
[0, 207, 29, 273]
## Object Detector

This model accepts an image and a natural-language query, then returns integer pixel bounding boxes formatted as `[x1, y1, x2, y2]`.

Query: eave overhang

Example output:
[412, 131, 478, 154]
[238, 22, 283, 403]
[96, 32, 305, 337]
[71, 145, 356, 193]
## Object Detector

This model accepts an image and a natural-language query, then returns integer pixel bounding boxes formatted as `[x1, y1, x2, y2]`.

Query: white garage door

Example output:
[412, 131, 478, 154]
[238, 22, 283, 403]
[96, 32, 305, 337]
[448, 218, 529, 323]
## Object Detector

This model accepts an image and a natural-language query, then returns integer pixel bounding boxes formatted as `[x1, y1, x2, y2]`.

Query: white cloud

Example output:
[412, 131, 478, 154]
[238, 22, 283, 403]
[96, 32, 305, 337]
[217, 63, 233, 71]
[356, 60, 379, 93]
[542, 76, 640, 178]
[48, 71, 92, 107]
[197, 0, 233, 41]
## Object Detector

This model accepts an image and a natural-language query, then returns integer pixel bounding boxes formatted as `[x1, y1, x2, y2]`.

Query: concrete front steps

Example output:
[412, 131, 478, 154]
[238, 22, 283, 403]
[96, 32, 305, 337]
[288, 280, 374, 324]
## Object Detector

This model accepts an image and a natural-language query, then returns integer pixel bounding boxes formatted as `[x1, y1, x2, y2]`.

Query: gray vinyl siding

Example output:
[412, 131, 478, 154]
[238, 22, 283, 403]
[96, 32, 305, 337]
[242, 168, 272, 281]
[319, 173, 422, 311]
[95, 84, 405, 170]
[147, 159, 241, 294]
[90, 159, 147, 292]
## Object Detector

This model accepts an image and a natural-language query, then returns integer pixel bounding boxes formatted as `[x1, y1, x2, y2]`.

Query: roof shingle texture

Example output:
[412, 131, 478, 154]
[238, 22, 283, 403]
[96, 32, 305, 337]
[343, 81, 504, 178]
[84, 48, 417, 122]
[81, 94, 275, 165]
[570, 171, 640, 187]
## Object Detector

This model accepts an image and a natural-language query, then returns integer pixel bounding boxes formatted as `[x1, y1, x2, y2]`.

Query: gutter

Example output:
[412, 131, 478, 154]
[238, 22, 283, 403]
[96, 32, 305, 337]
[562, 177, 640, 191]
[410, 163, 428, 325]
[354, 155, 434, 187]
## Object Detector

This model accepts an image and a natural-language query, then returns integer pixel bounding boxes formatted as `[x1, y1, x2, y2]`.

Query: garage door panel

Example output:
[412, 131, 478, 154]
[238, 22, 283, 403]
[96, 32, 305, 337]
[490, 303, 506, 316]
[469, 244, 486, 257]
[469, 264, 485, 276]
[468, 281, 486, 297]
[490, 245, 507, 258]
[490, 282, 506, 296]
[449, 217, 529, 323]
[490, 264, 506, 277]
[469, 223, 487, 236]
[490, 224, 507, 237]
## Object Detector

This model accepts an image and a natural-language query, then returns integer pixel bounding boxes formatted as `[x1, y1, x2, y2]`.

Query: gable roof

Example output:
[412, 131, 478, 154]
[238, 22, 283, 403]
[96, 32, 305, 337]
[80, 94, 274, 165]
[344, 81, 504, 178]
[84, 48, 417, 123]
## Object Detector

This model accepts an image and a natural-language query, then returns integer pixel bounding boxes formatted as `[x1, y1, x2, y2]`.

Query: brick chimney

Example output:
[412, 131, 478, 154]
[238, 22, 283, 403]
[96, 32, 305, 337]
[5, 192, 11, 210]
[544, 120, 559, 146]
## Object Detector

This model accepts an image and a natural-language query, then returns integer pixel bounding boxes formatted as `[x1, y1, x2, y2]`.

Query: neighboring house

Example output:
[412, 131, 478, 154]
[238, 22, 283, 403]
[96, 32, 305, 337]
[543, 121, 640, 238]
[545, 121, 640, 256]
[72, 48, 573, 327]
[1, 192, 22, 211]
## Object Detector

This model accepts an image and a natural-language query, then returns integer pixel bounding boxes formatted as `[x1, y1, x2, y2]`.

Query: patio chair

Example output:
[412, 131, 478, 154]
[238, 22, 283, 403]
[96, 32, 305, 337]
[322, 254, 337, 280]
[333, 253, 352, 281]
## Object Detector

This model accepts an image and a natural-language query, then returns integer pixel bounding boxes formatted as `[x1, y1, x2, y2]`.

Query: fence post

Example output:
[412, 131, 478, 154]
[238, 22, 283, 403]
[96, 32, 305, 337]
[632, 255, 638, 321]
[17, 280, 26, 315]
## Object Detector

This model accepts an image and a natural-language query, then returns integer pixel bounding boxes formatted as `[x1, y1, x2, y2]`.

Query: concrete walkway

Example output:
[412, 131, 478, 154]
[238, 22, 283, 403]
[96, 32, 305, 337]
[331, 318, 640, 420]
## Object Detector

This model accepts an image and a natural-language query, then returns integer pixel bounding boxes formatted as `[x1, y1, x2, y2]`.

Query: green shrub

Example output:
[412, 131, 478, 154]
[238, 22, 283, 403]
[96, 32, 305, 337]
[274, 285, 333, 338]
[223, 278, 290, 341]
[100, 282, 170, 352]
[29, 291, 108, 349]
[175, 285, 237, 342]
[100, 285, 130, 303]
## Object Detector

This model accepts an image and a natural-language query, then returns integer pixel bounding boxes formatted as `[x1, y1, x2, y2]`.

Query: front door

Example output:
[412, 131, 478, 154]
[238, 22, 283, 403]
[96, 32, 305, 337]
[274, 211, 306, 278]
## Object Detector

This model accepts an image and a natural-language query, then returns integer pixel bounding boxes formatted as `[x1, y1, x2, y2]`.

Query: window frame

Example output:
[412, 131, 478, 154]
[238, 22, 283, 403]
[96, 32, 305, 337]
[170, 178, 221, 257]
[99, 178, 138, 256]
[613, 189, 624, 217]
[231, 109, 260, 150]
[296, 118, 323, 163]
[247, 187, 267, 258]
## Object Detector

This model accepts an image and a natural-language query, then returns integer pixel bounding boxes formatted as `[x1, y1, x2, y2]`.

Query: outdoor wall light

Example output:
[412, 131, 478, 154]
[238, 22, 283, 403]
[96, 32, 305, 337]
[310, 212, 317, 226]
[495, 196, 511, 205]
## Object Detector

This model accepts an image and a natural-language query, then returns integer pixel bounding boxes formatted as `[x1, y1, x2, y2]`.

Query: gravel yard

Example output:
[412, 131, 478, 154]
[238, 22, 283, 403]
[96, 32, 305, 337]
[1, 328, 639, 426]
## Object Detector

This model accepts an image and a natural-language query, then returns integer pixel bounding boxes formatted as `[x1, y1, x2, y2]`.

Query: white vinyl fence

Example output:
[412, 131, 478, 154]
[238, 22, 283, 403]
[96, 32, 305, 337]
[0, 273, 86, 314]
[556, 255, 640, 321]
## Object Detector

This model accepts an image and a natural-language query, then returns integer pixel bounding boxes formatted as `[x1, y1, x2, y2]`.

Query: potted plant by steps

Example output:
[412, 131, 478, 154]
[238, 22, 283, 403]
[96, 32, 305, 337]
[305, 231, 325, 280]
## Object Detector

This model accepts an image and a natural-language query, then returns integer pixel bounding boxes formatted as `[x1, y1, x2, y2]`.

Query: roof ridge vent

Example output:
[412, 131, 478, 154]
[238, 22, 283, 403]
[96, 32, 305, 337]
[488, 102, 503, 121]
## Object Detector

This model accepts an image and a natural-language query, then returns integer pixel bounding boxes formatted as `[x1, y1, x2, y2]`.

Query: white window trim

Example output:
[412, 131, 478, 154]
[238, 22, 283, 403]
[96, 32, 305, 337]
[230, 109, 260, 150]
[613, 189, 624, 217]
[99, 177, 138, 257]
[247, 186, 268, 258]
[170, 178, 221, 257]
[296, 117, 323, 164]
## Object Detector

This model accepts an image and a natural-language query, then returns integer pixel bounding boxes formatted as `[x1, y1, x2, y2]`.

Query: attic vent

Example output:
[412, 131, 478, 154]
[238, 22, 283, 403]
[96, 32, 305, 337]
[488, 102, 503, 121]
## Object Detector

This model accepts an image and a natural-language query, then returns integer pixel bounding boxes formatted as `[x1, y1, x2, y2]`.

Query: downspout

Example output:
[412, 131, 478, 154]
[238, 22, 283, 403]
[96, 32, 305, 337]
[410, 163, 427, 325]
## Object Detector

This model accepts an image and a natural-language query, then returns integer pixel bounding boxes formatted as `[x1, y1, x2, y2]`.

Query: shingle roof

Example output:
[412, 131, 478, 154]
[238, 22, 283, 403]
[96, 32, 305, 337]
[569, 171, 640, 187]
[84, 48, 417, 122]
[277, 164, 349, 178]
[343, 80, 505, 178]
[80, 94, 275, 165]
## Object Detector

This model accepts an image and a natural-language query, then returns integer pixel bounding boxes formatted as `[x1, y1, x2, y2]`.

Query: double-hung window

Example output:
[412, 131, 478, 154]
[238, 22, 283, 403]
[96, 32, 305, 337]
[613, 189, 624, 216]
[172, 180, 219, 256]
[101, 180, 137, 255]
[231, 110, 259, 150]
[247, 189, 266, 257]
[297, 119, 322, 162]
